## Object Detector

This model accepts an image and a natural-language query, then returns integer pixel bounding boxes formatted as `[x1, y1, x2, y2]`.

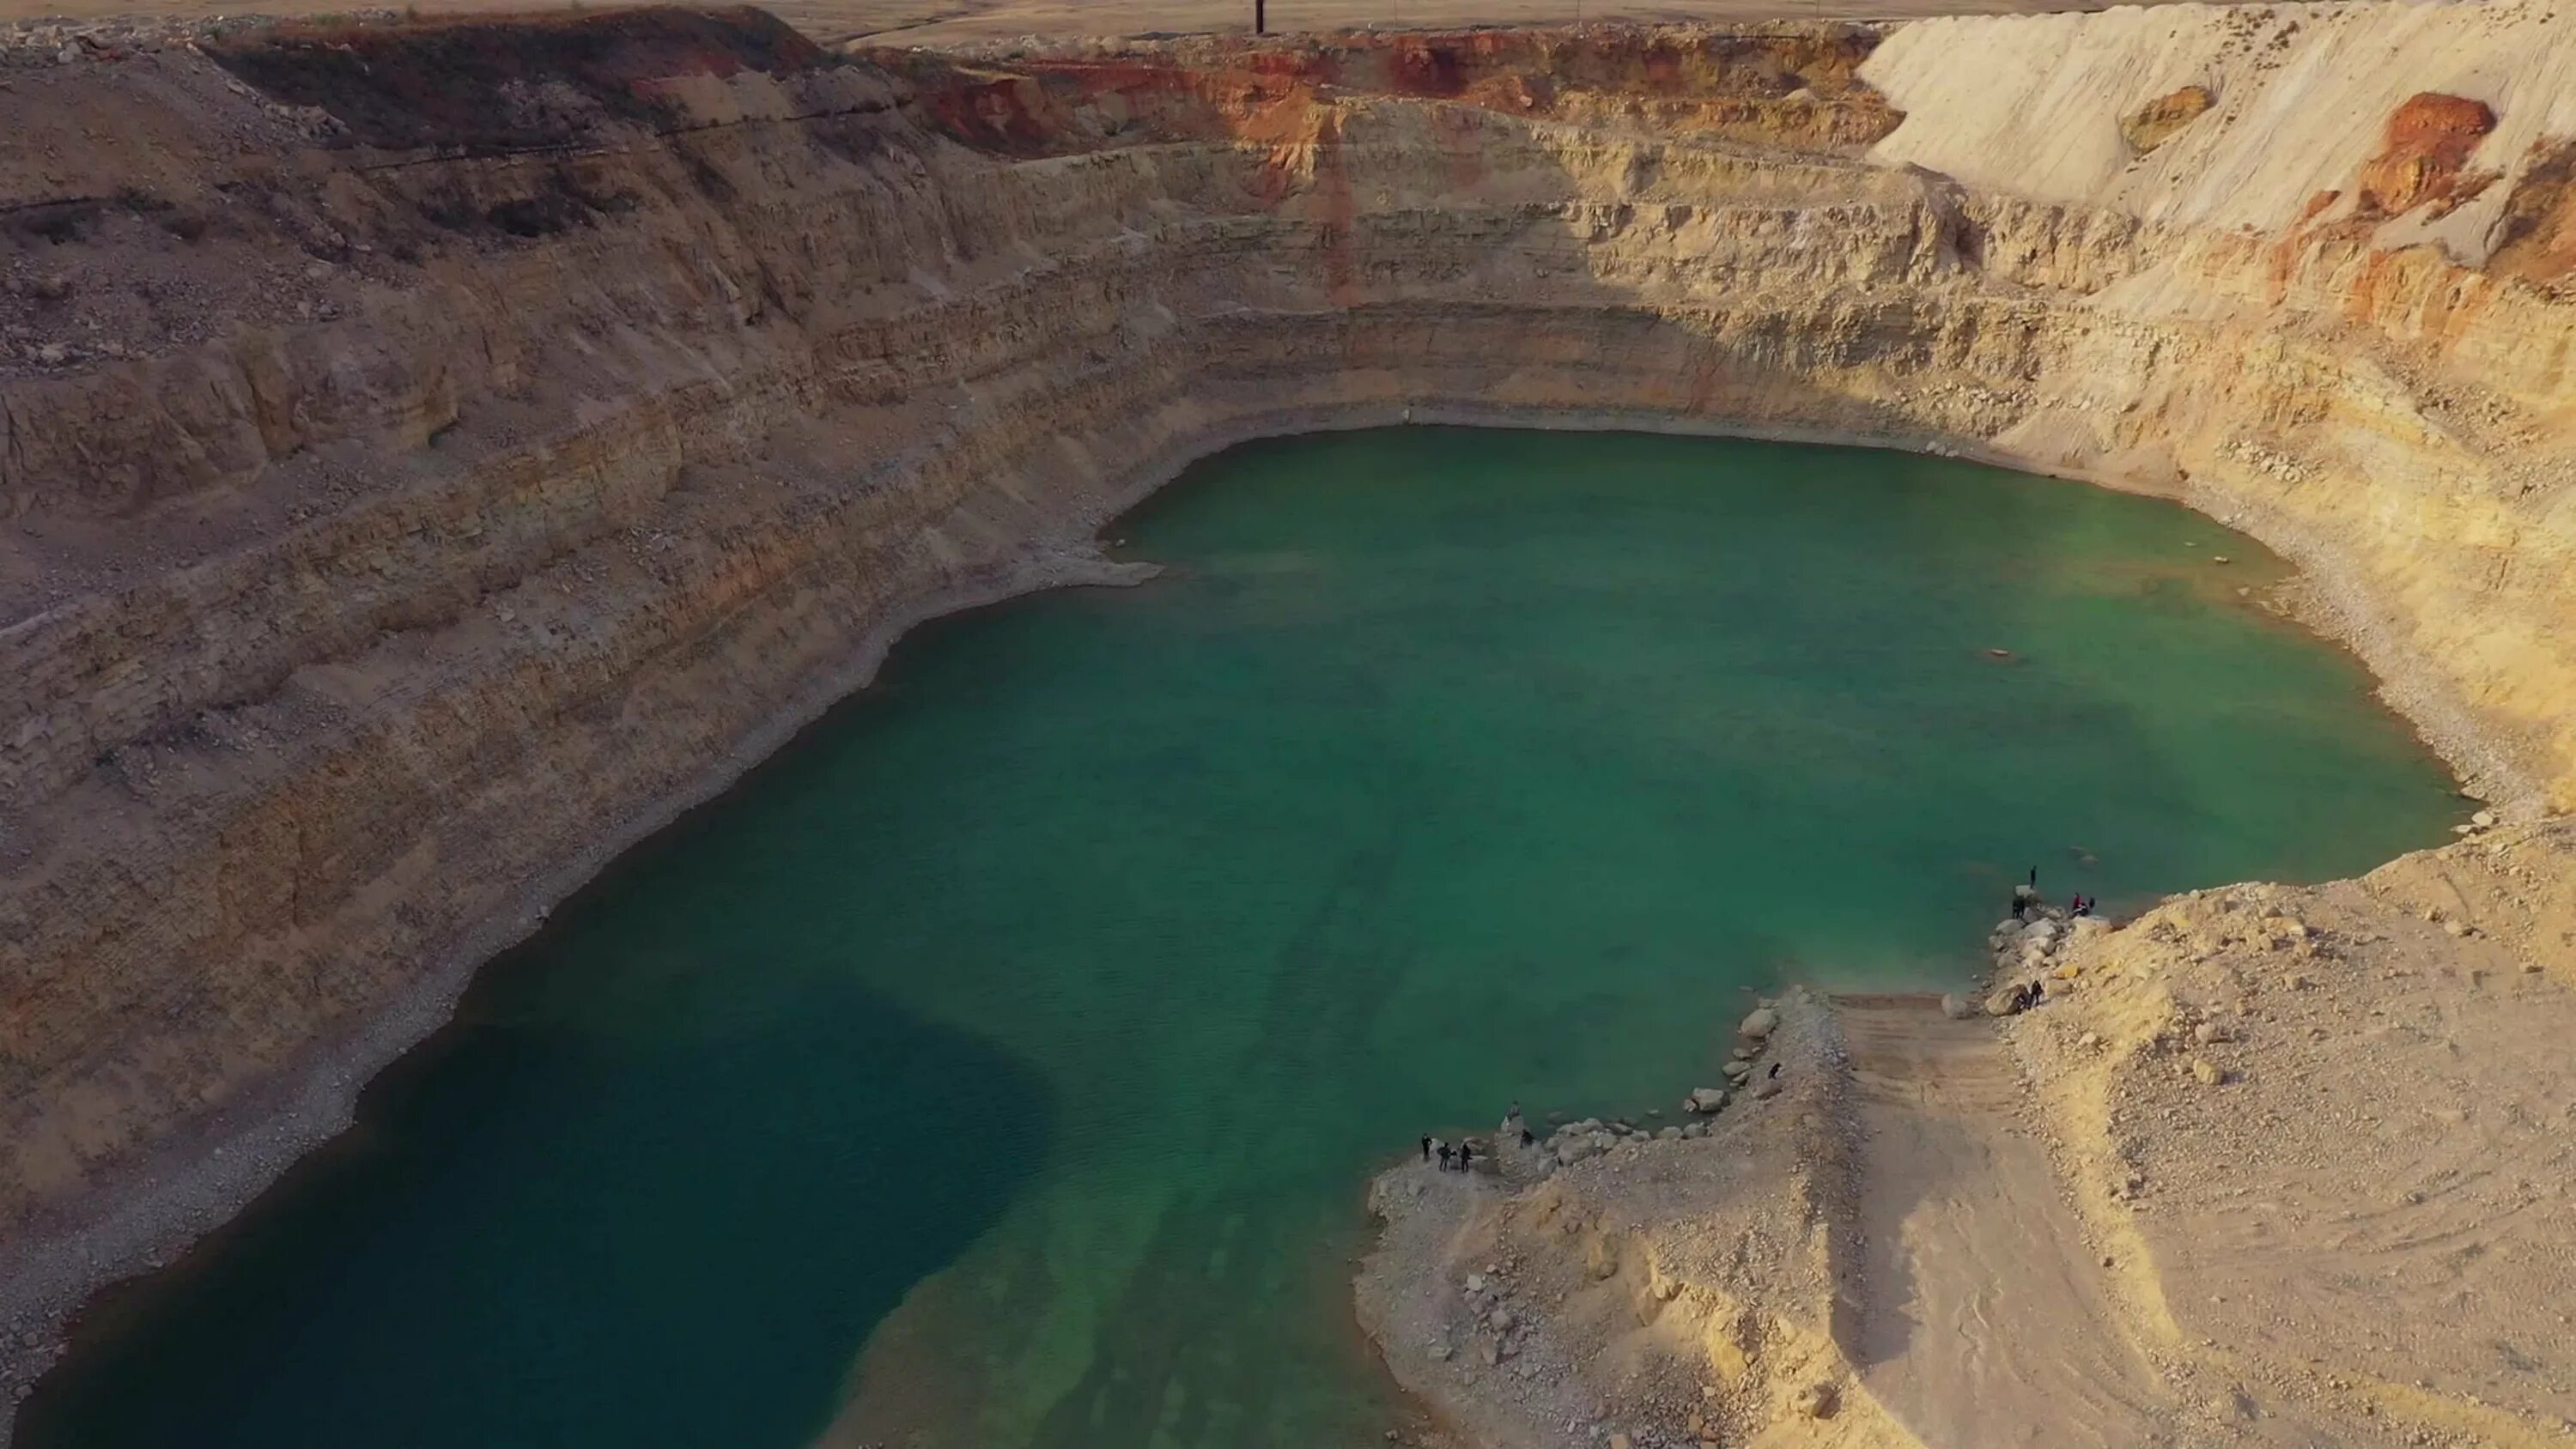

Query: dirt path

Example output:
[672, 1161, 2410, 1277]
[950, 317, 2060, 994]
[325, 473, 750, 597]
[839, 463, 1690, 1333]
[1832, 993, 2170, 1448]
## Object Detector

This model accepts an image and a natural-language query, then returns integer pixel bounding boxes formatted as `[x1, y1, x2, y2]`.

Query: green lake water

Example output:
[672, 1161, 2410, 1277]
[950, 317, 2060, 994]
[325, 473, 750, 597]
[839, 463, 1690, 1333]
[18, 428, 2462, 1449]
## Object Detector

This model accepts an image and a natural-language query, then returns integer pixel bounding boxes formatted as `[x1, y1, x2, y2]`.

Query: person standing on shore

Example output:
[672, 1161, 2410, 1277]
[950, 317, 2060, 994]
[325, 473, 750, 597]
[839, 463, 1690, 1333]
[1420, 1134, 1432, 1163]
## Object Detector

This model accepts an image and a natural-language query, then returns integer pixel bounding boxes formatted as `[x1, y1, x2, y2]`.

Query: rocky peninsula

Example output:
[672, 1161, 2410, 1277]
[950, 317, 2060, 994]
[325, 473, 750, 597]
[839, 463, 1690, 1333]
[4, 2, 2576, 1442]
[1362, 815, 2576, 1446]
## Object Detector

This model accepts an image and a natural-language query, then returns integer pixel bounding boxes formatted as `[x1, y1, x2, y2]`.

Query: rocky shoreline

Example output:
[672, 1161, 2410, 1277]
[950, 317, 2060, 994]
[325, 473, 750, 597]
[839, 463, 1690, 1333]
[1355, 830, 2576, 1446]
[1358, 989, 1857, 1449]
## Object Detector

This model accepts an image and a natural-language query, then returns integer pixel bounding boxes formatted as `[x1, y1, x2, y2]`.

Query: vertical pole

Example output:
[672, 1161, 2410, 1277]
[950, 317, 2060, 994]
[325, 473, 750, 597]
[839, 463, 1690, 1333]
[1255, 0, 1266, 33]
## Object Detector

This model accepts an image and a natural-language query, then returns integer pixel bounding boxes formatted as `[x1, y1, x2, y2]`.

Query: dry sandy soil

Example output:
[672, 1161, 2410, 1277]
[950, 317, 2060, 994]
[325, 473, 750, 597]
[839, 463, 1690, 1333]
[1838, 994, 2168, 1447]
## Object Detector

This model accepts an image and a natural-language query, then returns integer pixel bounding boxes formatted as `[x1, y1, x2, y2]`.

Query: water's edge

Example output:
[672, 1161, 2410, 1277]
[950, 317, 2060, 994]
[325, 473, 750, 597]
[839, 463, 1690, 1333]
[0, 402, 2503, 1435]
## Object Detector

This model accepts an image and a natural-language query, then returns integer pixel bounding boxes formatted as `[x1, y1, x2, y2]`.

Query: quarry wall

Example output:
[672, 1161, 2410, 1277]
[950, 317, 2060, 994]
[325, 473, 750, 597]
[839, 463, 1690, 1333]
[3, 0, 2574, 1352]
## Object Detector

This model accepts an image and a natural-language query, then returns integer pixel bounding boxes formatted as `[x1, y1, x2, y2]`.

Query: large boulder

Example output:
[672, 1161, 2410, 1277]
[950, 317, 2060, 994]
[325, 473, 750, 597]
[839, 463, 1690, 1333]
[2121, 83, 2215, 155]
[1739, 1006, 1781, 1040]
[1984, 987, 2025, 1017]
[1684, 1087, 1729, 1113]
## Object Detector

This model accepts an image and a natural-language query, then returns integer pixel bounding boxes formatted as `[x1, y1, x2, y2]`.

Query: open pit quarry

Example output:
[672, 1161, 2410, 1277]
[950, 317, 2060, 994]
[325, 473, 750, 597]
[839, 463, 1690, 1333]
[4, 2, 2576, 1443]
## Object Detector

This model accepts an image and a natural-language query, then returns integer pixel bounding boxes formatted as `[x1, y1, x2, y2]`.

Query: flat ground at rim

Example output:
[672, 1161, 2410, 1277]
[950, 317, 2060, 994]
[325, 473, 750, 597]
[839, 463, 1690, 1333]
[3, 0, 2191, 49]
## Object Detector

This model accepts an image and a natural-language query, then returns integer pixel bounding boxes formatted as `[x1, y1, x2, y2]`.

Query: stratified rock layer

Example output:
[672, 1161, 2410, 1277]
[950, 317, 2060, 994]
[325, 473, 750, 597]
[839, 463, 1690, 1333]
[3, 0, 2575, 1376]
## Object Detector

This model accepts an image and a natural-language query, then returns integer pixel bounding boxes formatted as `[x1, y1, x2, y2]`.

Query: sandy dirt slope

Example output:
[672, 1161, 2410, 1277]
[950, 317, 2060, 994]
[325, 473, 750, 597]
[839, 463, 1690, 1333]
[0, 0, 2173, 47]
[1835, 993, 2169, 1447]
[2001, 821, 2576, 1446]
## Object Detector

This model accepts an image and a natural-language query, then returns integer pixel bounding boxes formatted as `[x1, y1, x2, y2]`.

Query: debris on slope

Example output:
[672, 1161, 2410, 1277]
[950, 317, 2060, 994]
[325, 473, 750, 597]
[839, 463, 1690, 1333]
[1996, 821, 2576, 1442]
[2353, 91, 2495, 219]
[2119, 83, 2212, 155]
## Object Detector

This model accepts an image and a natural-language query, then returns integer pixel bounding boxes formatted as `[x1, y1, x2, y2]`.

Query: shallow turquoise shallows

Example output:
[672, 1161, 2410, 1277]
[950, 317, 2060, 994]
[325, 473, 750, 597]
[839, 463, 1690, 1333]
[19, 429, 2460, 1449]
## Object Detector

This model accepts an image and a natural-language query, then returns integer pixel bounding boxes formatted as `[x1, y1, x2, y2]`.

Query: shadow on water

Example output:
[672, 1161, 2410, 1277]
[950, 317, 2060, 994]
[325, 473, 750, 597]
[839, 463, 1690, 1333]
[18, 954, 1053, 1449]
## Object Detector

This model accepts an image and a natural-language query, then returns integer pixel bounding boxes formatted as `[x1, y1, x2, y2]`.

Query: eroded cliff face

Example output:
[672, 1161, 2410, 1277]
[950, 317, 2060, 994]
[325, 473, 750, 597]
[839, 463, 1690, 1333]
[3, 0, 2573, 1361]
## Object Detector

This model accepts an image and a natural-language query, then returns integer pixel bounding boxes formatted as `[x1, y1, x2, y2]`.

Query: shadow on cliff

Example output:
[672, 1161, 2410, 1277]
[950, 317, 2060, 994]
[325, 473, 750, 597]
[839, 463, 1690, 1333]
[204, 5, 837, 152]
[16, 956, 1053, 1449]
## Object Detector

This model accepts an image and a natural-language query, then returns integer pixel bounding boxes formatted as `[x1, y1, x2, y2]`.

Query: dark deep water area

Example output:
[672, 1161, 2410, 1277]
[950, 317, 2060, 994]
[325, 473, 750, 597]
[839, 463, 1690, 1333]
[19, 428, 2462, 1448]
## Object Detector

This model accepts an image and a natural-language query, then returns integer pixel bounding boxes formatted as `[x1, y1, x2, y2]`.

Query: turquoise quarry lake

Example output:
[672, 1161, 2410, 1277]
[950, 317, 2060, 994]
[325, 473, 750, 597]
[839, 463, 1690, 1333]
[18, 428, 2460, 1448]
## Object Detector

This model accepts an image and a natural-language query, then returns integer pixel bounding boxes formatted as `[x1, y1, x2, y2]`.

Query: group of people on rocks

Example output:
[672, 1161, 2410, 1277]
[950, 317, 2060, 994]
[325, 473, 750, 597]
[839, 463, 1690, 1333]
[2010, 866, 2099, 921]
[1419, 1100, 1540, 1173]
[1419, 1134, 1475, 1173]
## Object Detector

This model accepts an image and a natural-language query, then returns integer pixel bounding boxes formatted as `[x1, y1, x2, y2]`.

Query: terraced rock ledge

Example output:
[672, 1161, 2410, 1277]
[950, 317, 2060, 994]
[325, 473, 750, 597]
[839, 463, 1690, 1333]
[5, 3, 2576, 1441]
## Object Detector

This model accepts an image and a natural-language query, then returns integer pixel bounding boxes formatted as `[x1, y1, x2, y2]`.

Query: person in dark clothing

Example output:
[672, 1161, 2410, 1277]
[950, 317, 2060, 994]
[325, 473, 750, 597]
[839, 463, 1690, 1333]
[1420, 1134, 1432, 1162]
[1458, 1143, 1473, 1173]
[1768, 1061, 1782, 1079]
[1437, 1143, 1454, 1171]
[2012, 866, 2039, 921]
[1521, 1125, 1536, 1147]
